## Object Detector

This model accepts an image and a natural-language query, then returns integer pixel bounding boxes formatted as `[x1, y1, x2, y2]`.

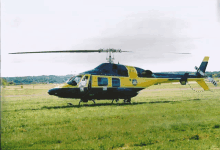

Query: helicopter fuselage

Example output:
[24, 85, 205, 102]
[48, 63, 204, 101]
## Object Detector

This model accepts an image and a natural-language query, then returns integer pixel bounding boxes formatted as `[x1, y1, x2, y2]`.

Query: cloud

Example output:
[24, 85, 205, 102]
[72, 12, 194, 66]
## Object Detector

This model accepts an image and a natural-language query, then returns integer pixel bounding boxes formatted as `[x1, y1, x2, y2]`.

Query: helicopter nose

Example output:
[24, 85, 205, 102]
[48, 88, 59, 95]
[48, 88, 77, 98]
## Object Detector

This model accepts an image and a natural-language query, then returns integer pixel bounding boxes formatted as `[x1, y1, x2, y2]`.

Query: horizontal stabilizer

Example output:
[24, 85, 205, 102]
[196, 80, 210, 91]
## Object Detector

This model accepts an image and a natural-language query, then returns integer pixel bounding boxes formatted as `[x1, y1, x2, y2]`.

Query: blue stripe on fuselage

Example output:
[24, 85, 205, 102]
[153, 73, 197, 78]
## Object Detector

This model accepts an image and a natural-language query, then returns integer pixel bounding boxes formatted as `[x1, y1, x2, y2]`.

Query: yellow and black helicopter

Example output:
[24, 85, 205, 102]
[10, 49, 217, 105]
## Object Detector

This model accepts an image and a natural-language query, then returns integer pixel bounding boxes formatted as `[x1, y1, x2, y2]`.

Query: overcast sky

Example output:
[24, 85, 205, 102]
[1, 0, 220, 77]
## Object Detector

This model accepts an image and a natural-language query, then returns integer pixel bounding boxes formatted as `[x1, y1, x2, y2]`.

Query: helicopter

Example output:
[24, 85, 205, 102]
[10, 48, 217, 105]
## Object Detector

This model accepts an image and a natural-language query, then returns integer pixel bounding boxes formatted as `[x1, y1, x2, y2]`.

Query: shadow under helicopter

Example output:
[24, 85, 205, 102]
[41, 98, 201, 109]
[8, 99, 201, 112]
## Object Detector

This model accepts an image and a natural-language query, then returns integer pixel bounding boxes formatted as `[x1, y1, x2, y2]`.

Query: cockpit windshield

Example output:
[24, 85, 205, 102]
[67, 75, 82, 86]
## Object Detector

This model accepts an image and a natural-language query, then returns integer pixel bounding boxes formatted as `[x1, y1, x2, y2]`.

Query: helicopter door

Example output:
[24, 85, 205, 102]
[79, 75, 91, 92]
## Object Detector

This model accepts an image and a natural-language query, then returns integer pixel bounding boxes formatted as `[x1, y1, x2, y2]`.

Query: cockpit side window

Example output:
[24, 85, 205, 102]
[67, 75, 82, 86]
[112, 78, 120, 87]
[98, 77, 108, 86]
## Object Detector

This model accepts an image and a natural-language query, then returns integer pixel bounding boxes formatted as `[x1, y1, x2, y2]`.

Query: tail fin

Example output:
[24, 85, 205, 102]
[199, 56, 209, 73]
[193, 56, 217, 90]
[196, 56, 209, 77]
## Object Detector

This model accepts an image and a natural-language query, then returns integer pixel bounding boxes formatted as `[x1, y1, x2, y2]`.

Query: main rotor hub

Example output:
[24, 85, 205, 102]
[98, 48, 122, 63]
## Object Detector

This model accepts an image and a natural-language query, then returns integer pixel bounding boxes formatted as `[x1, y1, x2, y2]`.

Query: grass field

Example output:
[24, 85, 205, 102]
[1, 83, 220, 149]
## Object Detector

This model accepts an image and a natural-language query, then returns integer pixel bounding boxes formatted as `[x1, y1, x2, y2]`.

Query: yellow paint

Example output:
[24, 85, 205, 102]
[126, 66, 138, 78]
[61, 73, 209, 91]
[60, 83, 76, 88]
[62, 75, 210, 91]
[196, 80, 210, 91]
[203, 56, 209, 62]
[87, 74, 208, 89]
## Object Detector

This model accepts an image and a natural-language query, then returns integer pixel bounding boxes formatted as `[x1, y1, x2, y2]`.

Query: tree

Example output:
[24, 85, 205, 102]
[1, 78, 8, 87]
[212, 74, 217, 78]
[8, 81, 15, 85]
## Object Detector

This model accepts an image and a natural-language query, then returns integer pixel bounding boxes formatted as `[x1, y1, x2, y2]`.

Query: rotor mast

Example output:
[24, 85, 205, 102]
[98, 48, 122, 63]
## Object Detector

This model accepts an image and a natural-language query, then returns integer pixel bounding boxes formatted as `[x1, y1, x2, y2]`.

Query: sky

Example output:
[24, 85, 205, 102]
[1, 0, 220, 77]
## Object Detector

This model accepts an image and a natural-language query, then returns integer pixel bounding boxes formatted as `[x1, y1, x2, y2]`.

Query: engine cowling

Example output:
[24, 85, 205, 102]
[141, 70, 154, 77]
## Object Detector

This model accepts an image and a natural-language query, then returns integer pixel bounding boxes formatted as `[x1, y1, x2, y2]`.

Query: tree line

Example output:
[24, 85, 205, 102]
[1, 74, 74, 86]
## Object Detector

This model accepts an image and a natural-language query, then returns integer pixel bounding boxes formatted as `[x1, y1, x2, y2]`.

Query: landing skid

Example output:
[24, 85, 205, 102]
[72, 98, 131, 105]
[67, 103, 73, 106]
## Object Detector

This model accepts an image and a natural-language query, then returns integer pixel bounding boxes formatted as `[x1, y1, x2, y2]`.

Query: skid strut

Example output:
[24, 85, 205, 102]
[123, 98, 131, 103]
[91, 99, 96, 104]
[112, 99, 119, 103]
[79, 99, 82, 105]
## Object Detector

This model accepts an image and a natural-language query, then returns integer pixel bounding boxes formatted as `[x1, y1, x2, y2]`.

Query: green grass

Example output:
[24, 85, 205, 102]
[1, 83, 220, 149]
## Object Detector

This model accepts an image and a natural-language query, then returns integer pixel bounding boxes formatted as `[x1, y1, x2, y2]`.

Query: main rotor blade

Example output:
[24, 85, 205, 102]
[9, 50, 103, 54]
[168, 52, 191, 54]
[9, 49, 130, 54]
